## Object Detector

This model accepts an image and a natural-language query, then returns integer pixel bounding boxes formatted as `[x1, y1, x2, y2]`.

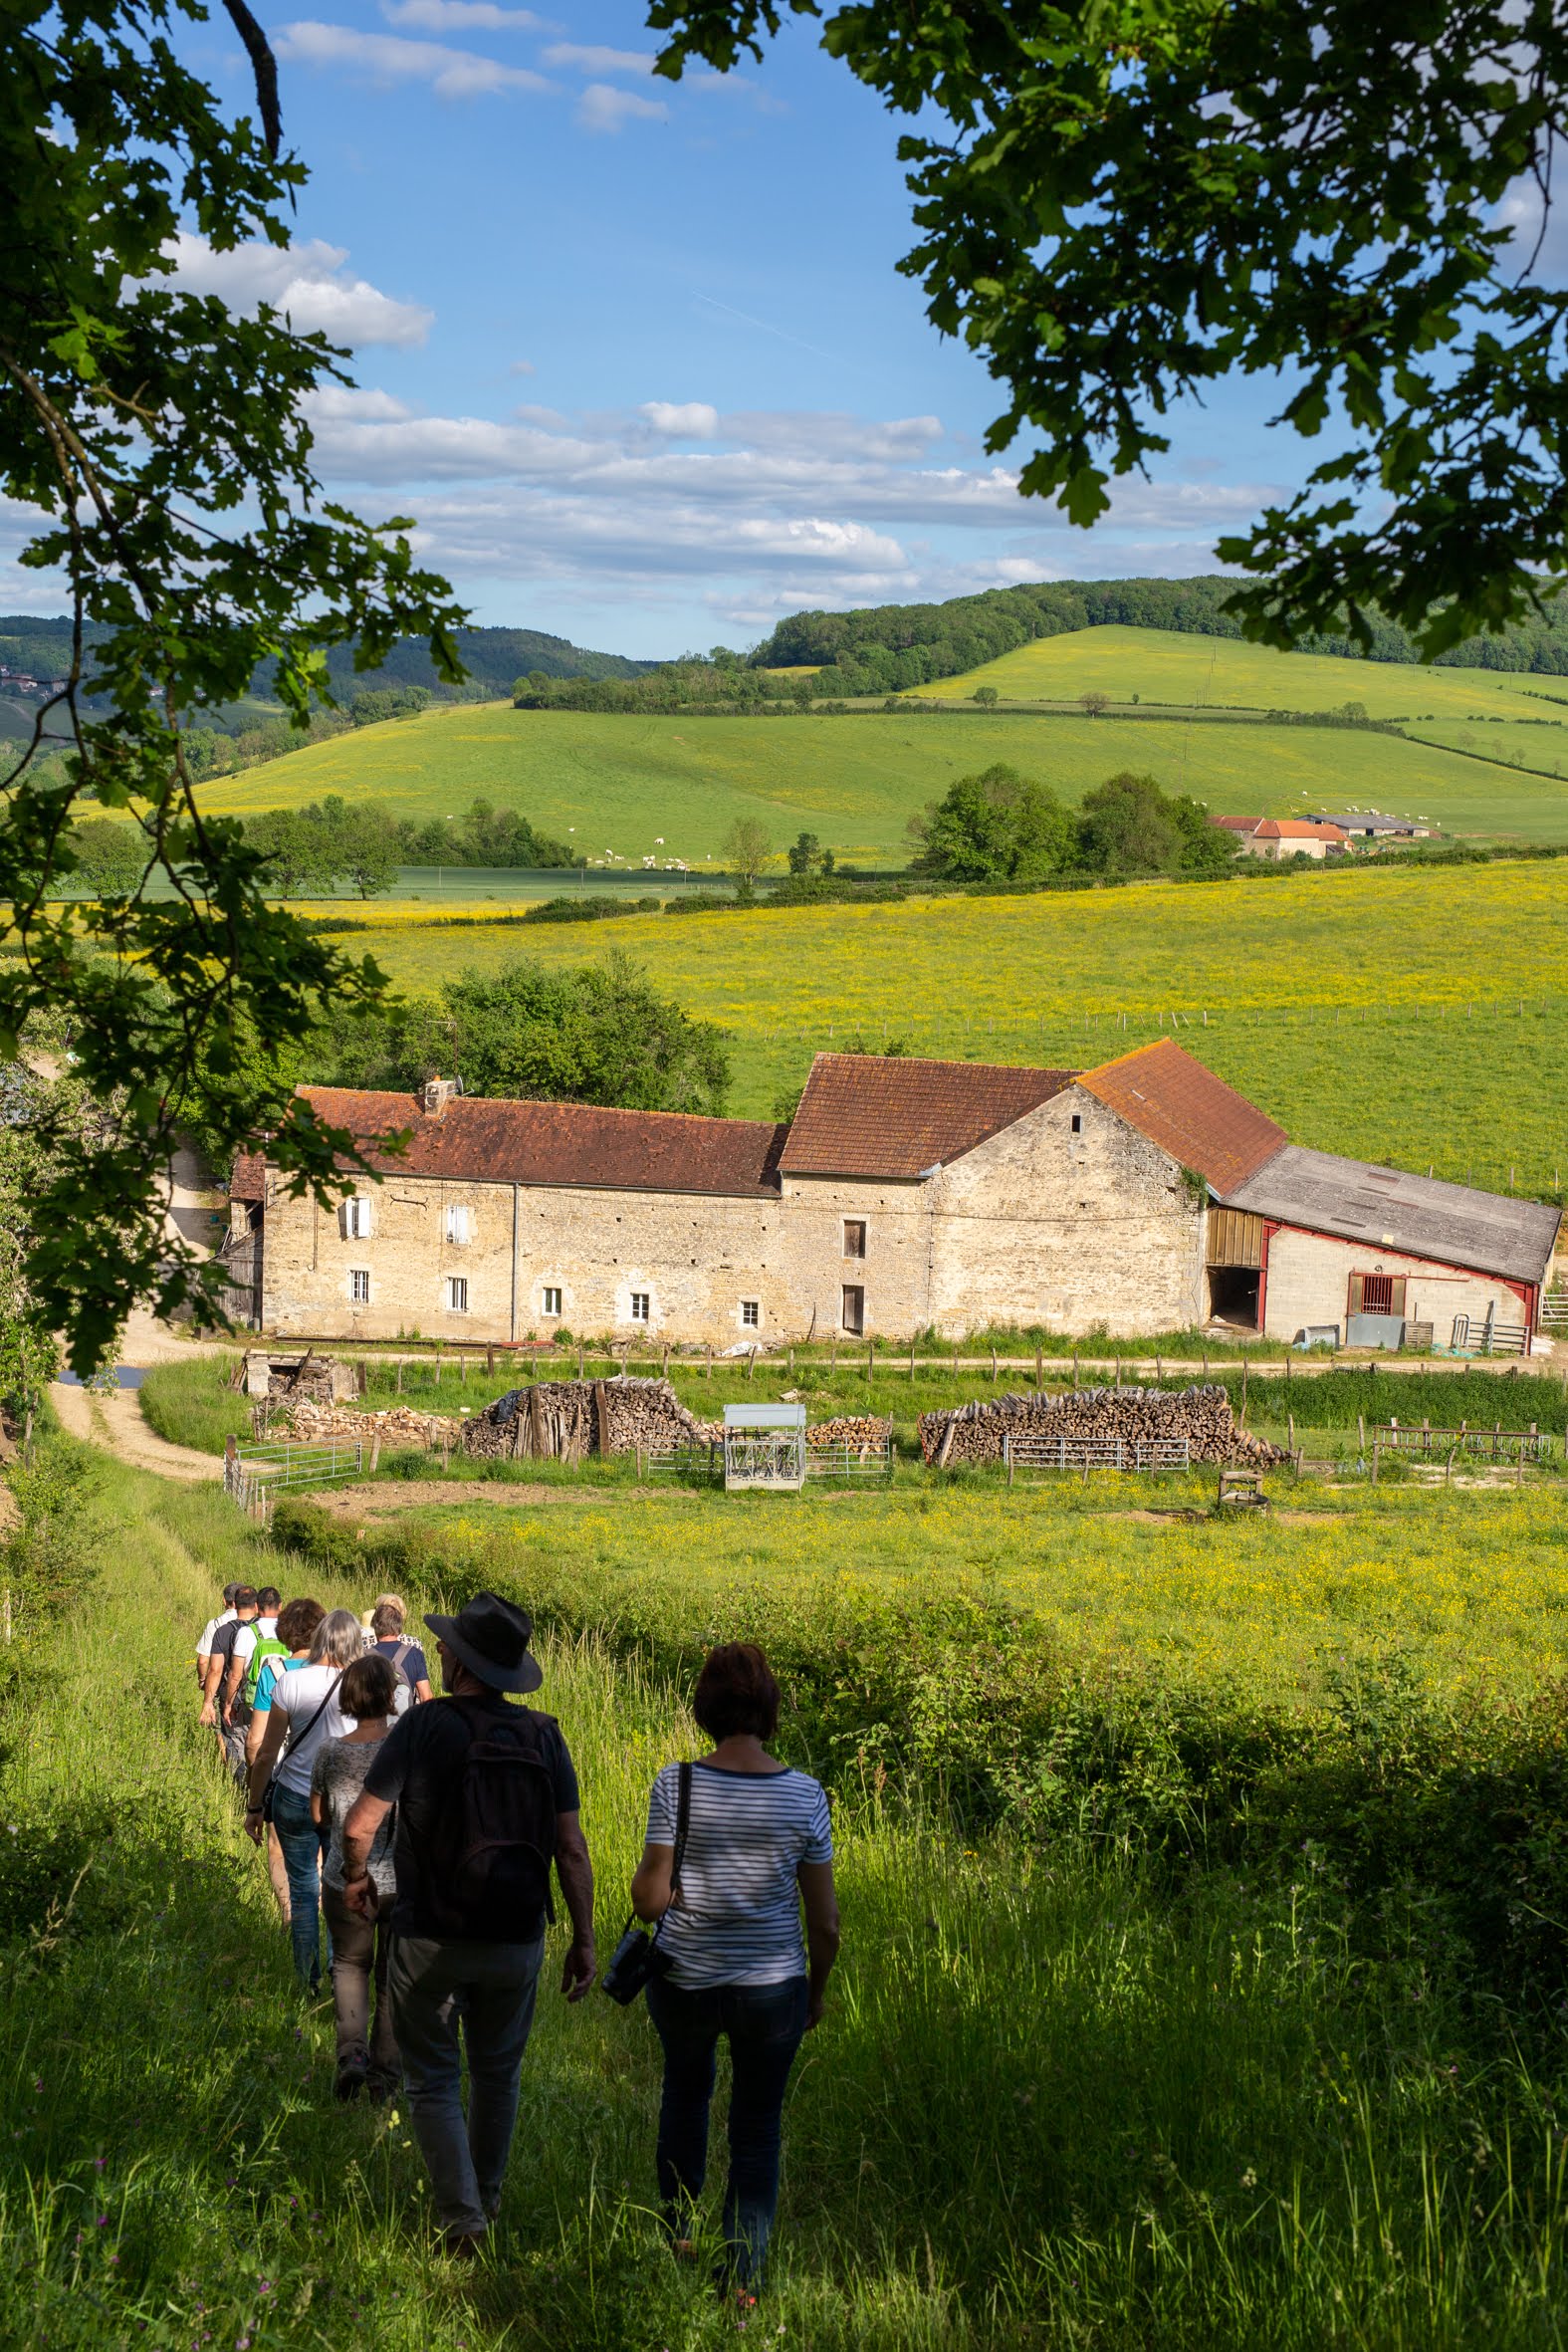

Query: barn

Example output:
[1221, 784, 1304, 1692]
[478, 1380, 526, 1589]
[234, 1042, 1559, 1351]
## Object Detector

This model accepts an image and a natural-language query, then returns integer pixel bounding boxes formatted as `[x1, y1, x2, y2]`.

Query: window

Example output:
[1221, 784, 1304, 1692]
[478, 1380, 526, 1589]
[841, 1284, 865, 1335]
[445, 1275, 469, 1313]
[1070, 1112, 1082, 1135]
[542, 1286, 562, 1317]
[741, 1299, 760, 1328]
[629, 1292, 651, 1322]
[842, 1219, 866, 1260]
[445, 1204, 471, 1245]
[343, 1195, 373, 1239]
[349, 1268, 370, 1304]
[1348, 1272, 1406, 1317]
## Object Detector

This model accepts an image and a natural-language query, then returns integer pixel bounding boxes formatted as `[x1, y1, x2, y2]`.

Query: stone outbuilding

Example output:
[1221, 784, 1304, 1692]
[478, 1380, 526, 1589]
[236, 1043, 1560, 1350]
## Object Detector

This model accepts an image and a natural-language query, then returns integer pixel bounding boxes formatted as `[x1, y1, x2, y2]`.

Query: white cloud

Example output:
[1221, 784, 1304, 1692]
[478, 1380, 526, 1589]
[277, 20, 553, 98]
[544, 41, 656, 75]
[166, 232, 433, 347]
[638, 401, 720, 438]
[509, 358, 537, 376]
[382, 0, 547, 26]
[576, 81, 667, 132]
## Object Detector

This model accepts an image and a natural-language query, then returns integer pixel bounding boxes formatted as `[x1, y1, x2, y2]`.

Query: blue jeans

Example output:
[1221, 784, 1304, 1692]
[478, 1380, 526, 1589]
[389, 1932, 546, 2238]
[645, 1974, 809, 2287]
[271, 1783, 328, 1990]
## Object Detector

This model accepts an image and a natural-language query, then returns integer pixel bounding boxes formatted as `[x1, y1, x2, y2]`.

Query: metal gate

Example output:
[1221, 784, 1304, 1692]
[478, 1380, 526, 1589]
[1003, 1434, 1192, 1477]
[223, 1435, 363, 1521]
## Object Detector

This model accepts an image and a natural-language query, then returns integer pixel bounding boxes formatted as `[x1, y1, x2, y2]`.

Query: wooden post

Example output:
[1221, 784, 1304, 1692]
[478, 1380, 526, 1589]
[1114, 1354, 1121, 1389]
[789, 1346, 794, 1376]
[461, 1352, 467, 1384]
[707, 1345, 713, 1380]
[1156, 1351, 1162, 1383]
[396, 1358, 403, 1393]
[867, 1338, 873, 1383]
[577, 1340, 585, 1380]
[434, 1352, 441, 1385]
[637, 1442, 644, 1483]
[1007, 1440, 1014, 1490]
[369, 1433, 380, 1473]
[1357, 1412, 1365, 1451]
[829, 1338, 837, 1373]
[991, 1347, 998, 1384]
[662, 1341, 669, 1377]
[1035, 1343, 1042, 1390]
[487, 1343, 495, 1375]
[1372, 1437, 1380, 1483]
[1287, 1411, 1295, 1453]
[1073, 1350, 1079, 1390]
[748, 1348, 756, 1381]
[909, 1339, 916, 1381]
[1203, 1350, 1209, 1384]
[1446, 1446, 1456, 1486]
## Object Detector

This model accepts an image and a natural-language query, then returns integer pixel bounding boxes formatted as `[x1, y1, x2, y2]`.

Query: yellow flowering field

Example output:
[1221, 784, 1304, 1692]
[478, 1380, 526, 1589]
[356, 861, 1568, 1187]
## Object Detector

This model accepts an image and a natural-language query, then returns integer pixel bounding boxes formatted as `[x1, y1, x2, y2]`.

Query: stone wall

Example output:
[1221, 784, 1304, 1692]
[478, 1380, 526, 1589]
[258, 1085, 1209, 1344]
[1260, 1225, 1533, 1344]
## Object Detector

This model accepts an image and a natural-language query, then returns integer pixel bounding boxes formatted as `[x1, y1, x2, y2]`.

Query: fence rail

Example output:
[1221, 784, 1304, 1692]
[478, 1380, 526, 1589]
[1450, 1311, 1529, 1357]
[1375, 1422, 1554, 1463]
[223, 1436, 363, 1519]
[1003, 1435, 1192, 1477]
[805, 1438, 895, 1481]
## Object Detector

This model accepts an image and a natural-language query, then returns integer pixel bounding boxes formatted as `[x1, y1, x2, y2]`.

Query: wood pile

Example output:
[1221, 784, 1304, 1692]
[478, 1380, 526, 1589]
[266, 1398, 456, 1450]
[461, 1375, 718, 1462]
[807, 1414, 891, 1455]
[918, 1384, 1286, 1468]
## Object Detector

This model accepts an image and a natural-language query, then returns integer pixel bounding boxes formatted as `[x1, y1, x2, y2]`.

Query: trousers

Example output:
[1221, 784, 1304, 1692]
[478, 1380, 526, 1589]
[645, 1974, 809, 2287]
[388, 1931, 545, 2238]
[321, 1884, 398, 2081]
[270, 1783, 327, 1990]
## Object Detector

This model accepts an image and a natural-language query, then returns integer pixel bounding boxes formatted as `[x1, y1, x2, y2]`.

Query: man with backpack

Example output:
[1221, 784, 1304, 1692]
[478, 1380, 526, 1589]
[222, 1586, 285, 1773]
[339, 1590, 595, 2254]
[198, 1586, 258, 1770]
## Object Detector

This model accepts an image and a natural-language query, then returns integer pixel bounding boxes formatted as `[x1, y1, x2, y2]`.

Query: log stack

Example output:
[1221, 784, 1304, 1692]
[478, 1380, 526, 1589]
[268, 1397, 456, 1449]
[461, 1375, 718, 1462]
[918, 1384, 1285, 1469]
[807, 1414, 891, 1456]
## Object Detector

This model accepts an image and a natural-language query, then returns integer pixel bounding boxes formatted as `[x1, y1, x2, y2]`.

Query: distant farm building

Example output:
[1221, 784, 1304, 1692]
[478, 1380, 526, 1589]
[1213, 817, 1349, 861]
[232, 1043, 1559, 1354]
[1307, 811, 1433, 840]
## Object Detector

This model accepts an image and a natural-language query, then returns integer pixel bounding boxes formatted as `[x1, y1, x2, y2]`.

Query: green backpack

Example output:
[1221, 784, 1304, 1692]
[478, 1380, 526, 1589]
[241, 1629, 290, 1710]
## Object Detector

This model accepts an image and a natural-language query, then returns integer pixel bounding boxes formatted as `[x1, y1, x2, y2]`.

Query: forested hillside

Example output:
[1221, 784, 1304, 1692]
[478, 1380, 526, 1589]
[748, 578, 1568, 697]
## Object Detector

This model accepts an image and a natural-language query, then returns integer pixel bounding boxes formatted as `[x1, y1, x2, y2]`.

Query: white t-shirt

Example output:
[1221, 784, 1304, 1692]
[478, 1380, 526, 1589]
[645, 1763, 832, 1989]
[232, 1615, 279, 1663]
[197, 1607, 236, 1656]
[267, 1664, 351, 1796]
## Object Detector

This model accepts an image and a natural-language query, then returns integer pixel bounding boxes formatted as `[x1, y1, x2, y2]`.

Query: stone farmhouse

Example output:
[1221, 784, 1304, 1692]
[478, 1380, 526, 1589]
[228, 1041, 1559, 1351]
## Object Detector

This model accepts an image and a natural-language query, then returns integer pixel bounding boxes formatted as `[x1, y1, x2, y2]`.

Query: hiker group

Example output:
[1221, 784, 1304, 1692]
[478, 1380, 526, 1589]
[194, 1584, 840, 2287]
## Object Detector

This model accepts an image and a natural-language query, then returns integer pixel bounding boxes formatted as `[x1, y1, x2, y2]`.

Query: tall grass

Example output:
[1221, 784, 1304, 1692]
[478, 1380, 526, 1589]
[4, 1444, 1568, 2345]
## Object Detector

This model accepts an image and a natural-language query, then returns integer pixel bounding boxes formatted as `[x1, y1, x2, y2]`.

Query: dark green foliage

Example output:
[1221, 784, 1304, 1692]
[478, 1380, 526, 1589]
[527, 893, 661, 922]
[911, 762, 1076, 881]
[329, 950, 731, 1114]
[395, 796, 577, 869]
[66, 818, 146, 896]
[242, 797, 400, 898]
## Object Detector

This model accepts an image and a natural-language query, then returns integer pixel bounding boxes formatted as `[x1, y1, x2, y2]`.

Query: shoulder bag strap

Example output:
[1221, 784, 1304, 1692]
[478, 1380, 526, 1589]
[652, 1762, 693, 1947]
[264, 1673, 339, 1795]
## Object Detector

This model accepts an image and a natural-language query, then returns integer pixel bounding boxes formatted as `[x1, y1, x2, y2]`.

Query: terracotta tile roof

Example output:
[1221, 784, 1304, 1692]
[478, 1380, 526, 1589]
[1077, 1040, 1287, 1194]
[229, 1151, 268, 1202]
[292, 1087, 788, 1198]
[779, 1054, 1075, 1179]
[1255, 820, 1348, 842]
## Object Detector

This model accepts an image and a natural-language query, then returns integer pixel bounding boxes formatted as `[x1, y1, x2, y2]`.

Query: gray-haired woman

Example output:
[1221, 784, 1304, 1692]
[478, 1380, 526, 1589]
[245, 1606, 364, 1988]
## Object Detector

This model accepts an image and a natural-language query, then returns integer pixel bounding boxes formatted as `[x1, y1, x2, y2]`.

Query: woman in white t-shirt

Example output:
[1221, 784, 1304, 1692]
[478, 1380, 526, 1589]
[244, 1607, 363, 1990]
[629, 1643, 840, 2295]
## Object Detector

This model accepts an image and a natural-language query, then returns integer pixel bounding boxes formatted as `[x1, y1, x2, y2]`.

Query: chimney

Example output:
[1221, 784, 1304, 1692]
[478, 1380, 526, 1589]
[422, 1074, 460, 1116]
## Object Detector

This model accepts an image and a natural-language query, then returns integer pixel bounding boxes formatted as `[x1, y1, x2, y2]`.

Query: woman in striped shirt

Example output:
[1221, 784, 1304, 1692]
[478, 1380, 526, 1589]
[630, 1641, 841, 2295]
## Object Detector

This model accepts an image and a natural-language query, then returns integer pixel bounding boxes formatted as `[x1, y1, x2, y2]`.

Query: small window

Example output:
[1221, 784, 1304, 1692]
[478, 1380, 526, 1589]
[445, 1275, 469, 1313]
[629, 1291, 651, 1322]
[841, 1284, 864, 1336]
[741, 1299, 760, 1328]
[842, 1219, 866, 1260]
[1070, 1112, 1082, 1135]
[349, 1268, 370, 1304]
[343, 1195, 374, 1239]
[1349, 1272, 1406, 1317]
[445, 1204, 471, 1245]
[542, 1286, 562, 1317]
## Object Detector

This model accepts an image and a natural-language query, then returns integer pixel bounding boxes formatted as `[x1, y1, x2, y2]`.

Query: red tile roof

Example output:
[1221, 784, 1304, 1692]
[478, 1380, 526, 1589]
[1254, 820, 1347, 842]
[229, 1151, 268, 1202]
[1077, 1040, 1286, 1194]
[780, 1054, 1074, 1179]
[292, 1087, 788, 1198]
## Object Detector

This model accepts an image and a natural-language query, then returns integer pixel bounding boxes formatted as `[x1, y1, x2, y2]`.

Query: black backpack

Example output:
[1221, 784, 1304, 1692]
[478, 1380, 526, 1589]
[427, 1698, 560, 1938]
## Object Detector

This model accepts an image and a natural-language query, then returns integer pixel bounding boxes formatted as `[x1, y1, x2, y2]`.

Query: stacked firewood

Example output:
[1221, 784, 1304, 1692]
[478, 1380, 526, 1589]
[264, 1397, 455, 1449]
[807, 1414, 892, 1454]
[461, 1376, 718, 1461]
[918, 1384, 1285, 1468]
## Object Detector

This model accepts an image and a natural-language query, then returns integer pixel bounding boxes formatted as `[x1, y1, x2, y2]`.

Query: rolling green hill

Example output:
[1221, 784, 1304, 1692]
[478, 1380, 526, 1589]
[193, 681, 1568, 861]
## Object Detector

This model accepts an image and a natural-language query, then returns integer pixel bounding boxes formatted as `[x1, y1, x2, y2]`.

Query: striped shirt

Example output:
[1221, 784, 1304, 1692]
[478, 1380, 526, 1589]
[646, 1762, 832, 1990]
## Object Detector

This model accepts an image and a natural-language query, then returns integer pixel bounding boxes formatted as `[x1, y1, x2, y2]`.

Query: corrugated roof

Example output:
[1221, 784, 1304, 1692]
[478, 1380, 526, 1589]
[1078, 1040, 1288, 1194]
[229, 1151, 267, 1202]
[780, 1054, 1074, 1179]
[1224, 1145, 1561, 1285]
[1212, 815, 1263, 833]
[294, 1087, 788, 1199]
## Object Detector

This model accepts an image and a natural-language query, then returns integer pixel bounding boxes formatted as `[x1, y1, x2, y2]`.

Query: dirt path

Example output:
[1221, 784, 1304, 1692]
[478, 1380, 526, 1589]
[50, 1309, 229, 1484]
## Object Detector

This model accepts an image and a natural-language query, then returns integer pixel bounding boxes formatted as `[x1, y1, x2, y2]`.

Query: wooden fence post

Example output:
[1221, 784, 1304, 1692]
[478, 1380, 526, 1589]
[1073, 1350, 1079, 1389]
[991, 1347, 998, 1384]
[1287, 1411, 1295, 1454]
[577, 1340, 585, 1380]
[1035, 1343, 1042, 1390]
[707, 1345, 713, 1380]
[1239, 1359, 1247, 1421]
[1357, 1412, 1366, 1452]
[909, 1340, 916, 1380]
[395, 1358, 402, 1393]
[867, 1338, 873, 1383]
[1371, 1437, 1380, 1484]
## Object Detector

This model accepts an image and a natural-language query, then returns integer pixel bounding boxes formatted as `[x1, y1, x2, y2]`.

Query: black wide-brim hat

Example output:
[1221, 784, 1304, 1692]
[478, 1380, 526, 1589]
[424, 1590, 543, 1694]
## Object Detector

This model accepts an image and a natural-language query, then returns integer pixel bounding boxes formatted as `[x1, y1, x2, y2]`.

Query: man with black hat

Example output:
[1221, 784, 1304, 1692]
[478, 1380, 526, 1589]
[339, 1590, 595, 2252]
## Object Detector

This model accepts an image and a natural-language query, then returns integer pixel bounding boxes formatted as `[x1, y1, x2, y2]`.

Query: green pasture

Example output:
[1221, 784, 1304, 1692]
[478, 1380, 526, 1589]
[908, 621, 1568, 723]
[354, 860, 1568, 1187]
[191, 691, 1568, 859]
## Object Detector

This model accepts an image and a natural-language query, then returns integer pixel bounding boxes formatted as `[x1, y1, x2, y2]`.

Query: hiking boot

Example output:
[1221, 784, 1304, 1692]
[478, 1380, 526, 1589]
[365, 2067, 399, 2106]
[334, 2059, 368, 2104]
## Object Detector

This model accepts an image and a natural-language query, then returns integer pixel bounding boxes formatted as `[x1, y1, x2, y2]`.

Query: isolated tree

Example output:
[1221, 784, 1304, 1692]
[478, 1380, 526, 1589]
[1079, 692, 1111, 718]
[1, 0, 463, 1367]
[1077, 774, 1180, 877]
[722, 817, 776, 901]
[650, 0, 1568, 655]
[973, 685, 999, 708]
[70, 819, 147, 898]
[912, 764, 1074, 882]
[786, 829, 835, 877]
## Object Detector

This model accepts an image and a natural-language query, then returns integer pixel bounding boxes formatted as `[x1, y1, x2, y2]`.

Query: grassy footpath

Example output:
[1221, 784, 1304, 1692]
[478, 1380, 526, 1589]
[7, 1441, 1568, 2347]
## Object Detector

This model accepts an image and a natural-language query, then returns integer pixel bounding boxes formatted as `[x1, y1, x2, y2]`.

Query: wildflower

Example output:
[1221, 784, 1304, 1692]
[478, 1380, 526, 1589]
[94, 2157, 107, 2171]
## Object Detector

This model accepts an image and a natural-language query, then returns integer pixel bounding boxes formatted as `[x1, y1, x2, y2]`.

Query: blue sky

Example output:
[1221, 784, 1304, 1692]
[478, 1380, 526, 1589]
[29, 1, 1543, 661]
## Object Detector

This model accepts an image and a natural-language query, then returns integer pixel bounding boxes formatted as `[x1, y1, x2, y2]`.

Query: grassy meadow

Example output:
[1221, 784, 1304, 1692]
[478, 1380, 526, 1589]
[189, 692, 1568, 861]
[348, 859, 1568, 1190]
[10, 1435, 1568, 2348]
